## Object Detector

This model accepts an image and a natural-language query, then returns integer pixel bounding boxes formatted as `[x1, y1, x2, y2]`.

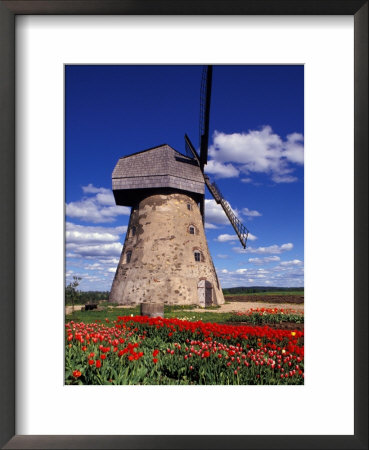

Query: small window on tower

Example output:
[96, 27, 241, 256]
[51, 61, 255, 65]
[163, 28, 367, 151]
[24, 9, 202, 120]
[194, 251, 201, 262]
[131, 226, 136, 237]
[189, 226, 195, 235]
[187, 204, 192, 211]
[126, 251, 132, 263]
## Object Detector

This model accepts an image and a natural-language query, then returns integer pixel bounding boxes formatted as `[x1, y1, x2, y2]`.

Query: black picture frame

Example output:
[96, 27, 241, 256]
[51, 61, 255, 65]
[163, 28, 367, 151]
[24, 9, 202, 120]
[0, 1, 367, 449]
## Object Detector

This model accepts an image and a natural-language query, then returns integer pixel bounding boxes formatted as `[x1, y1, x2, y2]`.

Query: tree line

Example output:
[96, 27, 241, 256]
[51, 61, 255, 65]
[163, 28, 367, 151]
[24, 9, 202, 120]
[65, 278, 110, 305]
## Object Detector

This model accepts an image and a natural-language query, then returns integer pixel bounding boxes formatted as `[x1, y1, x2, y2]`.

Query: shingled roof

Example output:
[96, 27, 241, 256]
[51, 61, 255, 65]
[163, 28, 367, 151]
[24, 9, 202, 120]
[112, 144, 205, 206]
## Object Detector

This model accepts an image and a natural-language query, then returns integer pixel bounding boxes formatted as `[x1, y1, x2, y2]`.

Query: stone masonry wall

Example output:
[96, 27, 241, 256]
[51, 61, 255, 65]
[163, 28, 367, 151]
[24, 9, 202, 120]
[109, 193, 224, 306]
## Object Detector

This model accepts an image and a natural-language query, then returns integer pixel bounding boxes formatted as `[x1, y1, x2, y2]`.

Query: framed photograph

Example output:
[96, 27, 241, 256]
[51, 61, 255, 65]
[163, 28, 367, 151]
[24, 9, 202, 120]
[0, 1, 367, 449]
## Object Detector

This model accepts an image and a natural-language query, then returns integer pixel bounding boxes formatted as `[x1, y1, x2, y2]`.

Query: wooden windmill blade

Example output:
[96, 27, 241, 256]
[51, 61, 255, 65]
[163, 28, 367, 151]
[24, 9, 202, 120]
[185, 66, 250, 248]
[197, 65, 213, 221]
[199, 65, 213, 171]
[204, 175, 249, 249]
[184, 134, 249, 249]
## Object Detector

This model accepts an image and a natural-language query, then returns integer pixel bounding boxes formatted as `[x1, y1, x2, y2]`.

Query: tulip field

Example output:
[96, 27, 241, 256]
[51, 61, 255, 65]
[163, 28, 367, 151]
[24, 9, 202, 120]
[65, 310, 304, 385]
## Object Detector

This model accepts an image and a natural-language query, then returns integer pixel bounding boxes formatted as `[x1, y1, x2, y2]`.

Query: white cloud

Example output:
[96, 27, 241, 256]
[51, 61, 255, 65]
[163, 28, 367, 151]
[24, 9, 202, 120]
[205, 160, 240, 178]
[82, 184, 104, 194]
[208, 126, 304, 182]
[96, 192, 116, 206]
[247, 233, 257, 241]
[216, 234, 238, 242]
[66, 184, 130, 223]
[217, 259, 304, 288]
[66, 199, 130, 223]
[248, 256, 281, 265]
[204, 222, 219, 229]
[271, 174, 298, 183]
[205, 199, 244, 229]
[279, 259, 303, 266]
[66, 230, 119, 245]
[242, 208, 261, 218]
[66, 222, 127, 234]
[66, 222, 125, 261]
[204, 199, 232, 226]
[241, 178, 253, 183]
[84, 263, 103, 271]
[284, 133, 305, 164]
[216, 232, 257, 243]
[233, 242, 293, 255]
[67, 242, 123, 258]
[66, 222, 126, 245]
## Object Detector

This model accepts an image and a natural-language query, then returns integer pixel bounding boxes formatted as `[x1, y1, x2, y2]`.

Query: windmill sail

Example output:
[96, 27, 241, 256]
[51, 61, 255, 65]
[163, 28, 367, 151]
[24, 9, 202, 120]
[185, 66, 250, 247]
[199, 65, 213, 171]
[204, 175, 249, 249]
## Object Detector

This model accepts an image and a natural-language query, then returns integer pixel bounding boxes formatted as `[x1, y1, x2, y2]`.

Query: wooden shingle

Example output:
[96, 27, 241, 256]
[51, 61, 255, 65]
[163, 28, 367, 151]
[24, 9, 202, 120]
[112, 144, 205, 205]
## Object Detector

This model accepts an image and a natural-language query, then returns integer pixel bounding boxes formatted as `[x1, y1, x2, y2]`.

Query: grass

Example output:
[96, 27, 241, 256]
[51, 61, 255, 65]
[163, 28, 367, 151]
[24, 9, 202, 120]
[65, 301, 303, 325]
[66, 305, 230, 324]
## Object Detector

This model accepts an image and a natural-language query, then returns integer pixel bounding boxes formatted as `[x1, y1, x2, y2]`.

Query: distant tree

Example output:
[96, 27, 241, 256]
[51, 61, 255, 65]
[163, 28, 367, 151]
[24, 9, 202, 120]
[65, 276, 82, 313]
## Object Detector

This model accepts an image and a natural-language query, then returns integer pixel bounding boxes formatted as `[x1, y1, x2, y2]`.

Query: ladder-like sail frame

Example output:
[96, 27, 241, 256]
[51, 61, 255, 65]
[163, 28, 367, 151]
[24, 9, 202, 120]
[185, 133, 249, 249]
[204, 175, 249, 249]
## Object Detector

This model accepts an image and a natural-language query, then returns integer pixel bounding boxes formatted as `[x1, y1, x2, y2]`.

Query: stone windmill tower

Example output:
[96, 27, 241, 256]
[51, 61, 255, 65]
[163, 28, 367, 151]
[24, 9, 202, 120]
[109, 67, 249, 307]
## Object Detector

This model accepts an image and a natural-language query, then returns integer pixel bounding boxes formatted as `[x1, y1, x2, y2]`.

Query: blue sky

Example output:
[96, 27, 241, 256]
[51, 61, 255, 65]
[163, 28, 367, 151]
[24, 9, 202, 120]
[65, 65, 304, 291]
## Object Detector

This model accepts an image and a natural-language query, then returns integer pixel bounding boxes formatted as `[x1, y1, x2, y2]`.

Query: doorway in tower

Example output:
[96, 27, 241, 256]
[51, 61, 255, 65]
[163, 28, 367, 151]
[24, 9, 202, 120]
[197, 279, 213, 307]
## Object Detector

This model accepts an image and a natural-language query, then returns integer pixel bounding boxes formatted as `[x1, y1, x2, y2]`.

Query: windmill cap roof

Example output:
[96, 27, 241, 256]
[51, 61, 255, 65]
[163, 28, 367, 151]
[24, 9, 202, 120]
[112, 144, 204, 183]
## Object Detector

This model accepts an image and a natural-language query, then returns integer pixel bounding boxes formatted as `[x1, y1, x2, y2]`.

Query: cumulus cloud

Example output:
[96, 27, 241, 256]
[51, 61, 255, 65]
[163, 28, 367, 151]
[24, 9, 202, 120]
[242, 208, 261, 218]
[66, 222, 126, 245]
[66, 184, 130, 223]
[66, 222, 125, 261]
[66, 214, 126, 290]
[279, 259, 303, 266]
[207, 126, 304, 182]
[205, 199, 238, 226]
[247, 233, 258, 241]
[248, 256, 281, 265]
[82, 184, 103, 194]
[216, 232, 257, 243]
[217, 259, 304, 288]
[271, 174, 298, 183]
[204, 223, 219, 229]
[67, 242, 123, 258]
[204, 199, 249, 232]
[233, 242, 293, 255]
[66, 230, 119, 245]
[205, 160, 240, 178]
[216, 234, 238, 242]
[247, 243, 293, 254]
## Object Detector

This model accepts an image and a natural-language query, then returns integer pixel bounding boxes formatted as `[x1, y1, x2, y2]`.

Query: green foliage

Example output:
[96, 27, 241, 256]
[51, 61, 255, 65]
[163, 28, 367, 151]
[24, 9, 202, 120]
[65, 276, 82, 310]
[66, 306, 231, 324]
[65, 290, 110, 305]
[226, 312, 304, 325]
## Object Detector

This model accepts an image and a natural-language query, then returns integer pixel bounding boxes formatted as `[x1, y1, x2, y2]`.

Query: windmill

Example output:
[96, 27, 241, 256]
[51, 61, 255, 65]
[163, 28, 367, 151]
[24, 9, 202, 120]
[109, 66, 249, 307]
